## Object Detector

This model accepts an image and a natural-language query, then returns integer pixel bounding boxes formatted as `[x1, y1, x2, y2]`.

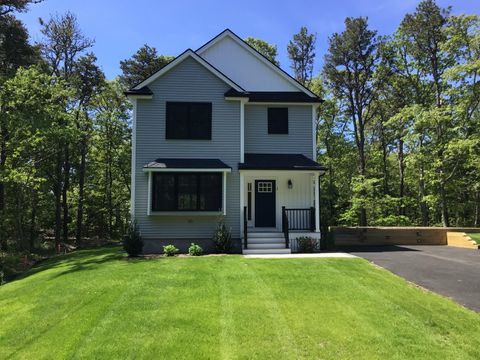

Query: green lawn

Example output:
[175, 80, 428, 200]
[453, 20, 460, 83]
[467, 233, 480, 244]
[0, 248, 479, 359]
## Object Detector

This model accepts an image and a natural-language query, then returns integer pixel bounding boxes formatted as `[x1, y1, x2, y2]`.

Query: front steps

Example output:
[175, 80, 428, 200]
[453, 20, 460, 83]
[242, 231, 291, 255]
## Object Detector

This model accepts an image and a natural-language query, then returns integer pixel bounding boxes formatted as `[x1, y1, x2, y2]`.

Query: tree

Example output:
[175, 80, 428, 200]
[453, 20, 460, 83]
[0, 15, 39, 216]
[0, 67, 71, 250]
[119, 45, 173, 89]
[71, 53, 106, 245]
[323, 17, 384, 226]
[88, 80, 131, 240]
[0, 0, 42, 16]
[245, 37, 279, 66]
[399, 0, 453, 226]
[287, 27, 316, 85]
[0, 15, 39, 81]
[40, 12, 93, 249]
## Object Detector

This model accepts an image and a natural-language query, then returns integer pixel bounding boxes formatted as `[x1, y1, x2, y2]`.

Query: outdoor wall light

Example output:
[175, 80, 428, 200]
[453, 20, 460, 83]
[288, 179, 293, 189]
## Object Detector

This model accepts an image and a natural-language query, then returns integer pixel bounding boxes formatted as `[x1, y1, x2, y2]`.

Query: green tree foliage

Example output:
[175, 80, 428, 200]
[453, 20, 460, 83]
[287, 26, 316, 85]
[119, 45, 173, 89]
[0, 0, 42, 16]
[0, 15, 39, 81]
[317, 0, 480, 228]
[245, 37, 279, 66]
[0, 67, 71, 250]
[323, 17, 384, 225]
[1, 8, 131, 258]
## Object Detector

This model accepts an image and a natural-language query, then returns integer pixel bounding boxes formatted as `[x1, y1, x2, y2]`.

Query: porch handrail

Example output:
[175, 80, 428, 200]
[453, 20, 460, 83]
[282, 206, 290, 249]
[243, 206, 248, 249]
[283, 207, 316, 232]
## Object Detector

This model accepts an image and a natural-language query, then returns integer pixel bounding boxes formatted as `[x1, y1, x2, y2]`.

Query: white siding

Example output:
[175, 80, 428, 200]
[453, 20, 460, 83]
[243, 171, 315, 231]
[199, 36, 299, 92]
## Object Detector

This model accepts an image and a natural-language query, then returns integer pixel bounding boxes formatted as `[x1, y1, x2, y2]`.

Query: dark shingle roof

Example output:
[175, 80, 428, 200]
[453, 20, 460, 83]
[239, 153, 326, 171]
[224, 88, 322, 103]
[144, 158, 231, 170]
[124, 86, 153, 96]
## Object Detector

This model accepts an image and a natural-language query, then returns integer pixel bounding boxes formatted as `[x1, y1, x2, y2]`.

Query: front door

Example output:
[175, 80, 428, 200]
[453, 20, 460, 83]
[255, 180, 276, 227]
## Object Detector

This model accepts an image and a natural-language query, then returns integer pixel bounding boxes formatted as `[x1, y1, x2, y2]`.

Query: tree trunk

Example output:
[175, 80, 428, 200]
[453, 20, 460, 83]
[14, 189, 24, 250]
[328, 164, 335, 222]
[76, 134, 87, 246]
[62, 145, 70, 243]
[380, 124, 389, 196]
[474, 191, 479, 227]
[54, 151, 62, 253]
[0, 128, 6, 212]
[419, 164, 429, 226]
[358, 131, 367, 227]
[398, 139, 405, 217]
[29, 190, 37, 251]
[107, 155, 113, 239]
[0, 124, 6, 251]
[439, 179, 450, 227]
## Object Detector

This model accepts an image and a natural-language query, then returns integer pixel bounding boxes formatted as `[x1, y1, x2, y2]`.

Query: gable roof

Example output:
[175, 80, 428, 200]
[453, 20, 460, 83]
[196, 29, 319, 98]
[130, 49, 245, 92]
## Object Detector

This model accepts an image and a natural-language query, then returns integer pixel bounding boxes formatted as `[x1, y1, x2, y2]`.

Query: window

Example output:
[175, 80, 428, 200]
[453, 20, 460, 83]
[166, 102, 212, 139]
[268, 107, 288, 134]
[151, 172, 222, 211]
[257, 181, 273, 193]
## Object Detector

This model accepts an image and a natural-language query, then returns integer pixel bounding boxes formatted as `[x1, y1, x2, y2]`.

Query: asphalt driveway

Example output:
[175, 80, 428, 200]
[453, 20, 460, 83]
[340, 245, 480, 312]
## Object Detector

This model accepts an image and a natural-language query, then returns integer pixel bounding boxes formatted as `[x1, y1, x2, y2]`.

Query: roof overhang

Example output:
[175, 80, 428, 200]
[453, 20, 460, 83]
[143, 158, 232, 173]
[124, 86, 154, 100]
[224, 89, 322, 104]
[239, 153, 327, 172]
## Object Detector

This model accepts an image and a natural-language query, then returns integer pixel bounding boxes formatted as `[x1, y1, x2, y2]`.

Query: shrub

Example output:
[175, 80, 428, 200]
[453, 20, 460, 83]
[297, 236, 318, 253]
[123, 221, 143, 257]
[212, 219, 232, 253]
[0, 252, 22, 285]
[188, 243, 203, 256]
[163, 244, 179, 256]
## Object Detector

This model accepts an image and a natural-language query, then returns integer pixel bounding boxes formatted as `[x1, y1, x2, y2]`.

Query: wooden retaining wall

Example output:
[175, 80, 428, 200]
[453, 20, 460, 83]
[331, 227, 480, 246]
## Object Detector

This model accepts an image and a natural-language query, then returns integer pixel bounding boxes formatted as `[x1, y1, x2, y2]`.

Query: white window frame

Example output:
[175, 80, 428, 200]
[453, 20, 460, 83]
[145, 169, 230, 216]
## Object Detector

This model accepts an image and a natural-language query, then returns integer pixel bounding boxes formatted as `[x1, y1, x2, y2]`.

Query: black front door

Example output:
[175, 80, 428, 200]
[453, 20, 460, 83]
[255, 180, 276, 227]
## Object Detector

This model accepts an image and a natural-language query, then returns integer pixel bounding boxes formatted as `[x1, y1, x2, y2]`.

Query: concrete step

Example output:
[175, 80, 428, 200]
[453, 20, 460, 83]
[248, 232, 284, 238]
[243, 248, 291, 255]
[247, 243, 286, 249]
[247, 237, 285, 244]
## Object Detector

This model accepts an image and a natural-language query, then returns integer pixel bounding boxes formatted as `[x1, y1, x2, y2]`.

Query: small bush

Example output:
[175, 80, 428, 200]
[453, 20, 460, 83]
[188, 243, 203, 256]
[297, 236, 318, 253]
[163, 244, 179, 256]
[0, 253, 22, 285]
[123, 221, 143, 257]
[212, 219, 232, 253]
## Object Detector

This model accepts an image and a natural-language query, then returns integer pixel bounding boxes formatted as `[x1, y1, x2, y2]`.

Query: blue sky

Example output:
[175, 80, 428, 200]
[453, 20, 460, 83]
[17, 0, 480, 80]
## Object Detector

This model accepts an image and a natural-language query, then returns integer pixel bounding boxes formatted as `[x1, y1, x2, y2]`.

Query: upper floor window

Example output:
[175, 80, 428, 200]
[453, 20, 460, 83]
[166, 102, 212, 139]
[268, 107, 288, 134]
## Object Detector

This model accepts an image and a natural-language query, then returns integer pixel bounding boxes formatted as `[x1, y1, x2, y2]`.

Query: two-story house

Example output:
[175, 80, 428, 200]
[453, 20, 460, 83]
[125, 29, 326, 254]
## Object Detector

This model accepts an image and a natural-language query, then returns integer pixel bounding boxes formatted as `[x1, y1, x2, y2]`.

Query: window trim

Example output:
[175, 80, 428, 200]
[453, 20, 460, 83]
[267, 107, 289, 134]
[148, 171, 226, 214]
[166, 101, 212, 140]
